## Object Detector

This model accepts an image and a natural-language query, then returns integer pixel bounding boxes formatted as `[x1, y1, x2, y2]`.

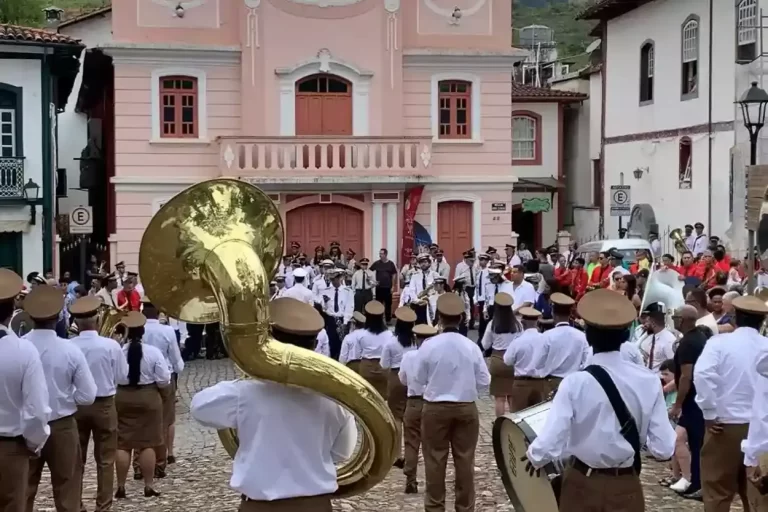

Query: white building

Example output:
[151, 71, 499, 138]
[0, 25, 83, 276]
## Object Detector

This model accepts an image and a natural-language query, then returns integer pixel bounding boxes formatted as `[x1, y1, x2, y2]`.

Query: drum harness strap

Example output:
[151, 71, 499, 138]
[583, 365, 642, 475]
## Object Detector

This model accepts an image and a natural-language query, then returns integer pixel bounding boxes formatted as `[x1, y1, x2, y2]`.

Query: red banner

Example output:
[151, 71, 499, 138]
[401, 186, 424, 264]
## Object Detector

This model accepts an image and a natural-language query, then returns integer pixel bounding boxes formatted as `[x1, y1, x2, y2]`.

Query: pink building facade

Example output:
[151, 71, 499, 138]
[104, 0, 526, 268]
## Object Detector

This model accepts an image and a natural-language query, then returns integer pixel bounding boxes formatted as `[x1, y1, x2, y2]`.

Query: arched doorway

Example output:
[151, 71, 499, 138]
[295, 74, 352, 136]
[437, 201, 473, 280]
[286, 203, 363, 257]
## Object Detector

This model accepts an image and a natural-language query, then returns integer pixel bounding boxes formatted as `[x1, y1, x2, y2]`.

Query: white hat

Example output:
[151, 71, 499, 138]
[321, 259, 334, 266]
[293, 268, 307, 278]
[488, 268, 502, 275]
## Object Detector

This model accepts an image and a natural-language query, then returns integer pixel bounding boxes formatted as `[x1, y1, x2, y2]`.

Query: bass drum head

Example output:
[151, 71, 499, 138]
[492, 413, 559, 512]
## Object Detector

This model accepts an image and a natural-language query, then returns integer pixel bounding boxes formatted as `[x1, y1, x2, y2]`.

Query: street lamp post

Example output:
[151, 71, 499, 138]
[738, 81, 768, 292]
[22, 178, 41, 226]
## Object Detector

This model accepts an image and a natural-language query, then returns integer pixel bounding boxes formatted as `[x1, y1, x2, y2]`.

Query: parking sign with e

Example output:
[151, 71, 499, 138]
[69, 206, 93, 234]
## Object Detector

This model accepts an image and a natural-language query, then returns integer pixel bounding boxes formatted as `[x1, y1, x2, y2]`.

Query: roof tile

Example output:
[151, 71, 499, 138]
[512, 82, 587, 102]
[0, 24, 82, 46]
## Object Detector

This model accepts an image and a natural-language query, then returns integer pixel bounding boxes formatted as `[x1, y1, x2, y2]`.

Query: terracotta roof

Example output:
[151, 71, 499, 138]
[511, 83, 587, 102]
[577, 0, 653, 20]
[0, 24, 82, 47]
[59, 5, 112, 29]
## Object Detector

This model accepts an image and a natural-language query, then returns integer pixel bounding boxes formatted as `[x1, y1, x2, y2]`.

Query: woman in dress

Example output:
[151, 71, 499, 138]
[480, 292, 522, 416]
[355, 300, 394, 398]
[380, 306, 417, 469]
[114, 311, 171, 499]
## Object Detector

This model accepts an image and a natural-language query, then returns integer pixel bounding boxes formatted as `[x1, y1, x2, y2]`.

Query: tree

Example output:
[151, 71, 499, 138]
[513, 0, 595, 62]
[0, 0, 45, 25]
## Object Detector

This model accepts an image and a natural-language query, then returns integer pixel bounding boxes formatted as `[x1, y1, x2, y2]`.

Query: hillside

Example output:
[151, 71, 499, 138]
[1, 0, 109, 26]
[513, 0, 595, 63]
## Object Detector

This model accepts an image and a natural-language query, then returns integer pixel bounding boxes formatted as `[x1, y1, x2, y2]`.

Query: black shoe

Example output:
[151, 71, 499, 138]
[133, 471, 143, 480]
[115, 487, 126, 499]
[393, 458, 405, 469]
[404, 482, 418, 494]
[155, 467, 166, 479]
[683, 489, 702, 501]
[144, 487, 161, 498]
[167, 455, 176, 464]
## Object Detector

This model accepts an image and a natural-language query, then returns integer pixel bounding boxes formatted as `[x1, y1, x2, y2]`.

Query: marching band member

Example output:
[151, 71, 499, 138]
[505, 244, 522, 267]
[381, 306, 418, 469]
[431, 250, 451, 280]
[270, 276, 287, 301]
[96, 274, 119, 308]
[475, 253, 492, 340]
[415, 293, 490, 511]
[282, 268, 313, 304]
[0, 270, 50, 512]
[297, 255, 315, 281]
[540, 293, 591, 394]
[405, 254, 440, 325]
[355, 301, 394, 398]
[140, 299, 184, 478]
[114, 262, 128, 288]
[69, 296, 128, 512]
[525, 289, 676, 512]
[24, 285, 97, 512]
[427, 277, 447, 326]
[452, 279, 472, 336]
[481, 293, 521, 416]
[453, 251, 477, 329]
[314, 325, 331, 357]
[638, 303, 676, 374]
[320, 269, 353, 360]
[190, 298, 357, 511]
[114, 312, 170, 499]
[502, 307, 547, 412]
[311, 260, 335, 303]
[400, 254, 418, 289]
[339, 311, 366, 372]
[278, 254, 293, 277]
[483, 267, 514, 319]
[352, 258, 376, 313]
[694, 296, 768, 511]
[399, 323, 438, 495]
[743, 348, 768, 510]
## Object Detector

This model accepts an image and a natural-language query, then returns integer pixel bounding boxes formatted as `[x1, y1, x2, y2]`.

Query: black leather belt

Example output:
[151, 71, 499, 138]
[515, 376, 542, 381]
[572, 458, 635, 477]
[0, 435, 24, 442]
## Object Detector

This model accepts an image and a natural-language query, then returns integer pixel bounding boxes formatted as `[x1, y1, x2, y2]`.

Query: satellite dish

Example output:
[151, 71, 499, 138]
[585, 39, 602, 54]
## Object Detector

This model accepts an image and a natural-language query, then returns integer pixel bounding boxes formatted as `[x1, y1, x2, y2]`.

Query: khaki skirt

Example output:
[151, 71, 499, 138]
[116, 385, 163, 451]
[359, 358, 388, 399]
[489, 350, 515, 397]
[346, 360, 361, 374]
[159, 379, 176, 428]
[386, 369, 407, 420]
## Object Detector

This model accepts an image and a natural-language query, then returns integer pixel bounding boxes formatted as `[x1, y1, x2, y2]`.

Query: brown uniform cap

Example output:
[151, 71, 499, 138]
[269, 298, 324, 336]
[577, 288, 636, 328]
[0, 268, 23, 302]
[394, 306, 417, 323]
[413, 324, 438, 337]
[436, 293, 465, 317]
[122, 311, 147, 329]
[732, 295, 768, 316]
[550, 293, 576, 307]
[494, 293, 513, 307]
[69, 296, 101, 318]
[24, 286, 64, 320]
[518, 307, 542, 320]
[364, 300, 385, 316]
[352, 311, 366, 324]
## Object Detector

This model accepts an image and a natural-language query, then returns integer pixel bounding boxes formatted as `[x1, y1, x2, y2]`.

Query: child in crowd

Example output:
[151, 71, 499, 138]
[659, 359, 692, 493]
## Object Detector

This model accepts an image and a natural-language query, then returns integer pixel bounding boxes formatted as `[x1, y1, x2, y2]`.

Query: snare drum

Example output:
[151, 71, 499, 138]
[492, 400, 564, 512]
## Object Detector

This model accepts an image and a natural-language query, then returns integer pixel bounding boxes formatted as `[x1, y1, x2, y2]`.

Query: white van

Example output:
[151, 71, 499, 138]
[574, 239, 654, 267]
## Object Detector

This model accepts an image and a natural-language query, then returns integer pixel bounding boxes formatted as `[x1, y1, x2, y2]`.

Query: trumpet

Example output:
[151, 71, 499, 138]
[411, 284, 435, 306]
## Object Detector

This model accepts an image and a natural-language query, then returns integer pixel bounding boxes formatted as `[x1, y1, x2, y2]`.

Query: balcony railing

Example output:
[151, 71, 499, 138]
[219, 137, 433, 175]
[0, 157, 24, 198]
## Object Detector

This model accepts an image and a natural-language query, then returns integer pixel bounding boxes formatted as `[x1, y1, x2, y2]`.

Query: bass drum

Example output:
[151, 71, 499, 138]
[492, 401, 562, 512]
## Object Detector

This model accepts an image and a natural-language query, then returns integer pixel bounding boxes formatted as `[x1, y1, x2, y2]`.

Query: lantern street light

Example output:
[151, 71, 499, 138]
[738, 81, 768, 166]
[22, 179, 40, 226]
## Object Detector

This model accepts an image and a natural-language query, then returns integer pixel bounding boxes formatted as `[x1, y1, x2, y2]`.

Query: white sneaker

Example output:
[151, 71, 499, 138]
[670, 478, 691, 493]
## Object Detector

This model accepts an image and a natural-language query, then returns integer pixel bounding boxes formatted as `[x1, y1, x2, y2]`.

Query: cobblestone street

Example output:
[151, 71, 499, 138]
[33, 357, 719, 511]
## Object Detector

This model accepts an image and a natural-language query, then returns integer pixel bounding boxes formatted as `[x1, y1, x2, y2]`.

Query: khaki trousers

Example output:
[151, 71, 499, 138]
[701, 423, 751, 512]
[511, 378, 547, 413]
[27, 415, 81, 512]
[238, 495, 332, 512]
[558, 467, 644, 512]
[0, 436, 30, 512]
[421, 402, 479, 512]
[403, 397, 424, 486]
[76, 397, 117, 512]
[747, 481, 768, 512]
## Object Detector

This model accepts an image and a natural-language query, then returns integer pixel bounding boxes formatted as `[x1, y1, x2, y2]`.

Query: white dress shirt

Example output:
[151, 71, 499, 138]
[638, 329, 676, 373]
[381, 341, 413, 369]
[281, 283, 315, 305]
[743, 362, 768, 466]
[585, 343, 646, 367]
[190, 379, 357, 501]
[312, 277, 332, 303]
[540, 323, 591, 378]
[351, 270, 376, 291]
[686, 234, 708, 257]
[400, 264, 416, 285]
[474, 267, 490, 303]
[71, 330, 129, 397]
[0, 325, 51, 452]
[143, 319, 185, 374]
[414, 331, 490, 402]
[315, 329, 330, 357]
[432, 260, 451, 280]
[508, 254, 522, 267]
[503, 328, 548, 377]
[483, 280, 515, 311]
[96, 287, 118, 308]
[527, 351, 676, 469]
[480, 329, 520, 352]
[694, 327, 764, 423]
[24, 329, 97, 421]
[405, 269, 440, 302]
[453, 261, 473, 284]
[695, 314, 719, 337]
[355, 329, 396, 360]
[320, 285, 354, 324]
[118, 343, 171, 386]
[399, 350, 425, 397]
[339, 331, 363, 364]
[510, 280, 537, 312]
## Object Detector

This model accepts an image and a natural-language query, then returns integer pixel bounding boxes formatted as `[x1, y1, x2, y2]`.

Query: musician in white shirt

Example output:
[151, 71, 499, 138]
[540, 293, 591, 394]
[431, 251, 451, 280]
[403, 254, 440, 324]
[311, 260, 335, 303]
[483, 268, 515, 317]
[351, 258, 376, 313]
[399, 254, 418, 289]
[481, 293, 522, 416]
[414, 293, 490, 511]
[453, 251, 477, 327]
[505, 244, 522, 267]
[320, 269, 354, 359]
[502, 307, 549, 411]
[339, 311, 366, 371]
[743, 348, 768, 509]
[638, 304, 676, 373]
[271, 276, 287, 301]
[96, 273, 119, 308]
[525, 290, 675, 511]
[281, 268, 314, 304]
[694, 296, 768, 511]
[355, 301, 396, 398]
[398, 323, 438, 494]
[474, 253, 492, 339]
[141, 300, 185, 476]
[315, 328, 330, 357]
[191, 298, 356, 510]
[69, 296, 129, 511]
[0, 270, 51, 512]
[23, 286, 97, 511]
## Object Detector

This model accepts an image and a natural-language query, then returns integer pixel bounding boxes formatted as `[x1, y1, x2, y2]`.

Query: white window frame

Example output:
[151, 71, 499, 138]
[682, 20, 699, 63]
[738, 0, 758, 46]
[0, 109, 15, 157]
[430, 72, 482, 143]
[647, 45, 654, 78]
[150, 68, 208, 143]
[512, 115, 536, 160]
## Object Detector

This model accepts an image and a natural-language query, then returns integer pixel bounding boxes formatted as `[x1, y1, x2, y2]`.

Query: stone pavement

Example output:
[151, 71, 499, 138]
[33, 358, 724, 511]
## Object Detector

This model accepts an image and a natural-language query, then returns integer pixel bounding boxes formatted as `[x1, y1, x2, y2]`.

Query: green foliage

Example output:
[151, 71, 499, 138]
[0, 0, 108, 26]
[513, 0, 595, 62]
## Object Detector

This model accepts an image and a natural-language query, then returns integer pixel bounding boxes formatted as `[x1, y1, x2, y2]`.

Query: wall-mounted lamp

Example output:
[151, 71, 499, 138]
[23, 179, 40, 226]
[450, 7, 462, 25]
[175, 3, 185, 17]
[632, 167, 648, 180]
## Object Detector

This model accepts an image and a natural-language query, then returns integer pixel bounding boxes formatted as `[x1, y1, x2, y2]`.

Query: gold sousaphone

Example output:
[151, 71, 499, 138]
[669, 228, 689, 256]
[138, 178, 397, 496]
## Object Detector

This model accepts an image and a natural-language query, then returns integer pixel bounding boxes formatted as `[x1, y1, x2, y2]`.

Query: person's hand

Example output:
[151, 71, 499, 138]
[669, 403, 682, 420]
[678, 275, 686, 281]
[705, 419, 724, 434]
[519, 456, 540, 477]
[483, 311, 489, 320]
[747, 465, 763, 483]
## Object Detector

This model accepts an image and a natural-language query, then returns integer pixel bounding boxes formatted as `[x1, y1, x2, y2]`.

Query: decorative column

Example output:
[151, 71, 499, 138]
[242, 0, 264, 134]
[508, 231, 519, 249]
[54, 235, 62, 279]
[108, 234, 118, 269]
[371, 202, 383, 258]
[557, 230, 572, 256]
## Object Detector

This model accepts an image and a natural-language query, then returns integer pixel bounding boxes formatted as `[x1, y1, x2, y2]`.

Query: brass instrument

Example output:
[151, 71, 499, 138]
[669, 228, 688, 256]
[411, 283, 435, 306]
[138, 178, 397, 497]
[756, 288, 768, 336]
[67, 305, 128, 341]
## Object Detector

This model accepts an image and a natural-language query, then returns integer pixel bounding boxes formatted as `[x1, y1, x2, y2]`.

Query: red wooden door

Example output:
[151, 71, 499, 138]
[437, 201, 473, 281]
[286, 204, 363, 258]
[295, 74, 352, 136]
